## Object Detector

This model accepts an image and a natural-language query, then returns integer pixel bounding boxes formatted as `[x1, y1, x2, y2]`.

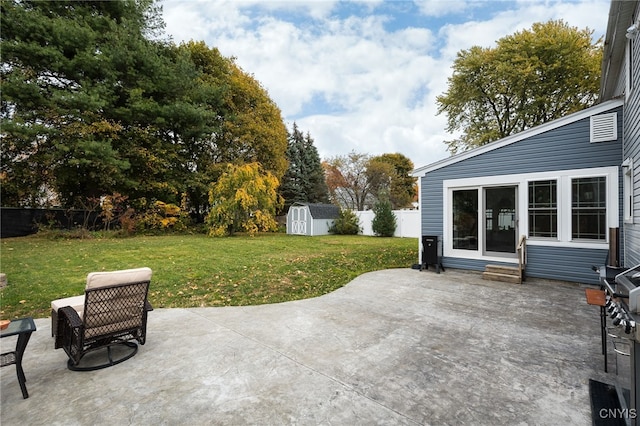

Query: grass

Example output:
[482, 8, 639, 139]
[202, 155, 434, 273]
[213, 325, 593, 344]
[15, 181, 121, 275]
[0, 233, 418, 319]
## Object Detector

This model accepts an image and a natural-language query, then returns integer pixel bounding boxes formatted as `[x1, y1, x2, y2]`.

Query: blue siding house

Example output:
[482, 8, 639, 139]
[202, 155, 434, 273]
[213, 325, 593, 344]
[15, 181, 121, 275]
[600, 0, 640, 266]
[412, 0, 640, 285]
[412, 100, 624, 285]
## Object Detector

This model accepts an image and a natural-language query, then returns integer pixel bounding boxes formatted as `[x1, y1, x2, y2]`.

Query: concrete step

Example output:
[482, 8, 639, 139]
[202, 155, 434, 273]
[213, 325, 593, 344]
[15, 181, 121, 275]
[482, 271, 522, 284]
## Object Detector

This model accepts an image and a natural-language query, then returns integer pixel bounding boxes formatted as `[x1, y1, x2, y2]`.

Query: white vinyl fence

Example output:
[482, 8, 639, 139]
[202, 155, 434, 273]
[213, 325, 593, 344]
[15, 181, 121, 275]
[355, 210, 420, 238]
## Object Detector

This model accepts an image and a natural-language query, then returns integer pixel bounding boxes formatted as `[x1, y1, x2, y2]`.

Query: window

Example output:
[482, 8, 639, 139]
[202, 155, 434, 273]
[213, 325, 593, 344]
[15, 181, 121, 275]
[572, 177, 606, 240]
[443, 166, 617, 261]
[528, 180, 557, 238]
[452, 189, 478, 250]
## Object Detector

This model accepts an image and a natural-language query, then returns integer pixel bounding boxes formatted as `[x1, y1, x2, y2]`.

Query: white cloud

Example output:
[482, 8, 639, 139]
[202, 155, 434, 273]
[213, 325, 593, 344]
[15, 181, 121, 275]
[161, 1, 251, 42]
[160, 0, 611, 169]
[243, 0, 341, 20]
[414, 0, 474, 17]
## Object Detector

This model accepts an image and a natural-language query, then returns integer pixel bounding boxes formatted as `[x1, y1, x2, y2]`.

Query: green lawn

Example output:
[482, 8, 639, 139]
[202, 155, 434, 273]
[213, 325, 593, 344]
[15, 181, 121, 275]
[0, 233, 418, 319]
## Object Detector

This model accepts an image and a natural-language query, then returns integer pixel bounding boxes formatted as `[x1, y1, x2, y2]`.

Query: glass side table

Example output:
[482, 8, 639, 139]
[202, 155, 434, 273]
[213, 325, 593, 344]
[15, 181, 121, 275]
[1, 317, 37, 399]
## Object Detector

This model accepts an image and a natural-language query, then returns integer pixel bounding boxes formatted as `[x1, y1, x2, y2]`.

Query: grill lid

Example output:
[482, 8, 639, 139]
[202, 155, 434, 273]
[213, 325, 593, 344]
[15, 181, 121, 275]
[615, 264, 640, 313]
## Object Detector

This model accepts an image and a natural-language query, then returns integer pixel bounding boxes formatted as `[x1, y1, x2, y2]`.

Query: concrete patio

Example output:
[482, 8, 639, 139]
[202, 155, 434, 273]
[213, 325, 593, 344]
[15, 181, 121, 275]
[1, 268, 610, 425]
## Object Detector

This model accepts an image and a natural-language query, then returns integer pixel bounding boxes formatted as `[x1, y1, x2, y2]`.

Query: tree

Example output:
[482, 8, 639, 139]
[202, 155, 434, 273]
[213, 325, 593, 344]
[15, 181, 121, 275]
[206, 162, 282, 236]
[214, 53, 288, 179]
[300, 130, 329, 204]
[178, 41, 289, 218]
[0, 0, 147, 206]
[279, 124, 305, 209]
[324, 151, 416, 210]
[1, 4, 288, 215]
[371, 194, 397, 237]
[367, 153, 416, 209]
[324, 151, 373, 210]
[279, 123, 329, 212]
[436, 20, 602, 154]
[0, 0, 205, 207]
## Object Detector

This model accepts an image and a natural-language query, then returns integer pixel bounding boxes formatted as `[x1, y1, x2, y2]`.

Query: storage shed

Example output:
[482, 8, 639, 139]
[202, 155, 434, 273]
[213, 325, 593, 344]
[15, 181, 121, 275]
[286, 203, 340, 236]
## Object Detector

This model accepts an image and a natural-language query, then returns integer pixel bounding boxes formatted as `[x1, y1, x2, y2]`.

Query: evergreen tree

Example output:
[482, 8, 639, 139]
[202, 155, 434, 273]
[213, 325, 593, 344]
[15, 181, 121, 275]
[372, 194, 397, 237]
[279, 123, 328, 212]
[301, 131, 329, 204]
[371, 196, 396, 237]
[279, 123, 306, 212]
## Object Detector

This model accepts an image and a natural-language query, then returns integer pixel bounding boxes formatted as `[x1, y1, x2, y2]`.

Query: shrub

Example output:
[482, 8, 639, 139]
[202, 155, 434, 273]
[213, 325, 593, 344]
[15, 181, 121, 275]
[137, 200, 190, 232]
[118, 207, 138, 235]
[100, 193, 129, 231]
[329, 209, 361, 235]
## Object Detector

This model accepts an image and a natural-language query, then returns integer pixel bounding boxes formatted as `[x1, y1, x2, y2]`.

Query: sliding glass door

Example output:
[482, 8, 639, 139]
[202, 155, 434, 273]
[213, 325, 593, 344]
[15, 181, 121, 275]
[484, 186, 517, 254]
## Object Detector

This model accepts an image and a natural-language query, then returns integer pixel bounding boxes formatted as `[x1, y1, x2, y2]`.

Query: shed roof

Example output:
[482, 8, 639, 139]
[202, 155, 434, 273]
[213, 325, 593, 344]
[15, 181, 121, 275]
[411, 99, 624, 177]
[293, 203, 340, 219]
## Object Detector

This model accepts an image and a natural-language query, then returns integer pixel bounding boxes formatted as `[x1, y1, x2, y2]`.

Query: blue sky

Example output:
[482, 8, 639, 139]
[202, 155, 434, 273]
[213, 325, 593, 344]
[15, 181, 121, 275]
[160, 0, 611, 168]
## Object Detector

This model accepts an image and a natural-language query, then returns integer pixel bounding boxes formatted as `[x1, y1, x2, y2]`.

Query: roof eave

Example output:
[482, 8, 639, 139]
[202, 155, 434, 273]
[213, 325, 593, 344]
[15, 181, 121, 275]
[600, 0, 637, 100]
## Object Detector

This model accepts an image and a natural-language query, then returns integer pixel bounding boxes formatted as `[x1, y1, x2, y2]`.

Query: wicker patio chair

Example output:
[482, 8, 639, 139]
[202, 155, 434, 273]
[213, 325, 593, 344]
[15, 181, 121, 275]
[52, 268, 153, 371]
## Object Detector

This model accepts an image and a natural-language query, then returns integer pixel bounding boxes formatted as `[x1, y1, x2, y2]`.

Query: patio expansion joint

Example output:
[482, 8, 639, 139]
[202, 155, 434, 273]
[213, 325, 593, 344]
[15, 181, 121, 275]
[187, 309, 422, 425]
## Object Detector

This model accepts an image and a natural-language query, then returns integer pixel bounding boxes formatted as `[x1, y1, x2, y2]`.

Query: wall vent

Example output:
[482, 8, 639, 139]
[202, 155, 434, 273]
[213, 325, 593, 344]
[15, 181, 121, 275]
[590, 113, 617, 142]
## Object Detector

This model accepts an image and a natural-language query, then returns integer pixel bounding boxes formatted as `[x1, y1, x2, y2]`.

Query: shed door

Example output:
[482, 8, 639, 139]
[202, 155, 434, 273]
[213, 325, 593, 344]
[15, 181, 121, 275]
[291, 206, 308, 235]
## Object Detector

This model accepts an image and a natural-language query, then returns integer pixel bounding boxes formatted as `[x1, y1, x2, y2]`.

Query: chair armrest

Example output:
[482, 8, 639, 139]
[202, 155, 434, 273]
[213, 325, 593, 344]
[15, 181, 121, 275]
[55, 306, 84, 350]
[59, 306, 83, 328]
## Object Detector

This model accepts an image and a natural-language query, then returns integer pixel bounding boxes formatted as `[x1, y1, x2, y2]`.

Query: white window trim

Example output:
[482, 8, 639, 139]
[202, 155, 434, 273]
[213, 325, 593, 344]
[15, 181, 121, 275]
[623, 158, 634, 223]
[442, 166, 619, 263]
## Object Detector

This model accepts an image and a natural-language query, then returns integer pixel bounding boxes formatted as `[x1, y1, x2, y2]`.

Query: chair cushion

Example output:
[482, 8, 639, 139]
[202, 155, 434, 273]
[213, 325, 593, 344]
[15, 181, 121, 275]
[51, 295, 85, 315]
[86, 267, 152, 290]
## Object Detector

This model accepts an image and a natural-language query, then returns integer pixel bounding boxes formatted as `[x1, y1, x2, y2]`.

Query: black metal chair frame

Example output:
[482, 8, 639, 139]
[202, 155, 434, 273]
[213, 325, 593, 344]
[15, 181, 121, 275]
[55, 280, 152, 371]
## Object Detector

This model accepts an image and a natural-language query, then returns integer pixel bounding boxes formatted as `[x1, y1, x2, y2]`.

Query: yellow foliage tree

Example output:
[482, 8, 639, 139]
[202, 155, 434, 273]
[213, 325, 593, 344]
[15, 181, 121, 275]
[206, 163, 282, 236]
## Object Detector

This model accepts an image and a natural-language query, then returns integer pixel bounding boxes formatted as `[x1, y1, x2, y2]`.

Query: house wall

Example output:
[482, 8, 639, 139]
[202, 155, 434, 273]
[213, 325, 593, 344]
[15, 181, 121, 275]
[420, 106, 623, 284]
[442, 246, 609, 284]
[624, 6, 640, 266]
